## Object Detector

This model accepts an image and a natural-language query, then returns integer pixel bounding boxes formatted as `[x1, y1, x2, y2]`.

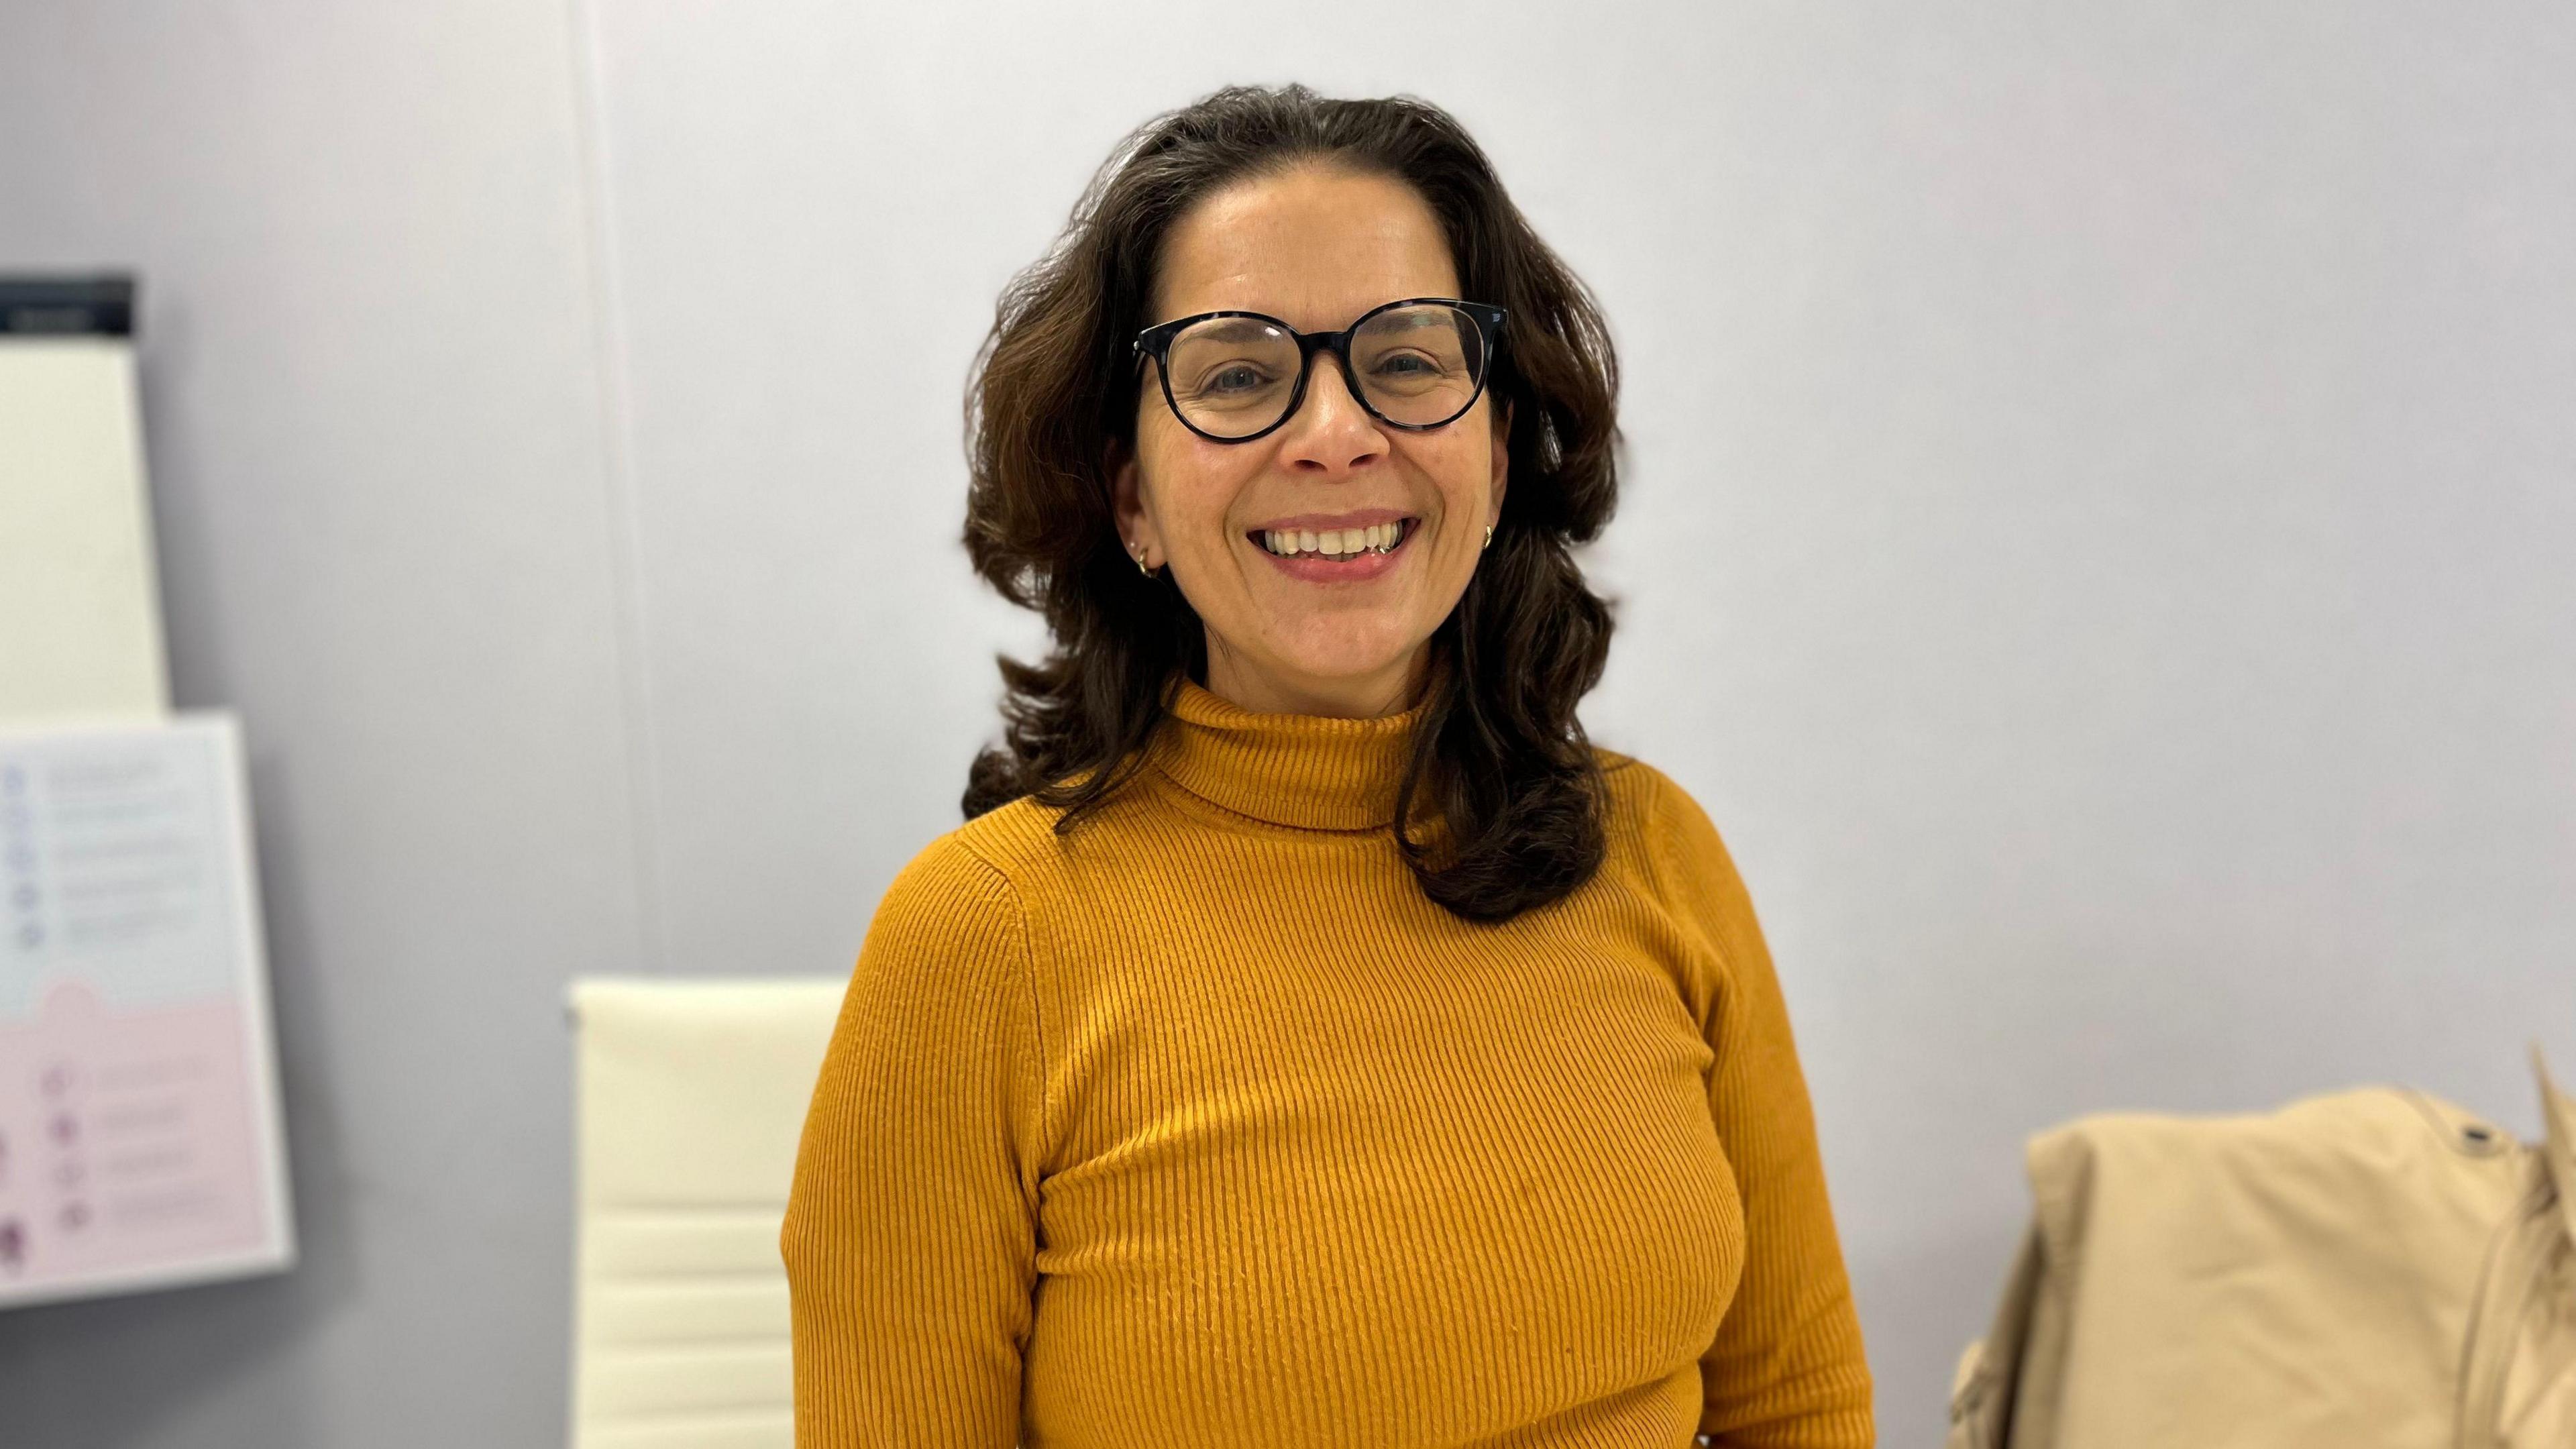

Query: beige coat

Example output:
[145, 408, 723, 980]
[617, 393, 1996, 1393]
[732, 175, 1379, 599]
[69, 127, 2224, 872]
[1945, 1044, 2576, 1449]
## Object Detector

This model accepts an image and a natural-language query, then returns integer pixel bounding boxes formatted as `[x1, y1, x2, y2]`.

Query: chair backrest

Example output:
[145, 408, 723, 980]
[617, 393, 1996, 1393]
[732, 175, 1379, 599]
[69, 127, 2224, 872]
[566, 976, 847, 1449]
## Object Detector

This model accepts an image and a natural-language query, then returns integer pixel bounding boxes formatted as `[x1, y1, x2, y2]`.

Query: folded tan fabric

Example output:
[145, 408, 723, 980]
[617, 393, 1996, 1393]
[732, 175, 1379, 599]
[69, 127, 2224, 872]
[1947, 1042, 2576, 1449]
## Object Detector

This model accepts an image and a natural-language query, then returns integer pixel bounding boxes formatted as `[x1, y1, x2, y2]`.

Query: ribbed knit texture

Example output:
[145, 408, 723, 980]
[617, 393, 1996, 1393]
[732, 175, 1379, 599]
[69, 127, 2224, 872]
[782, 677, 1875, 1448]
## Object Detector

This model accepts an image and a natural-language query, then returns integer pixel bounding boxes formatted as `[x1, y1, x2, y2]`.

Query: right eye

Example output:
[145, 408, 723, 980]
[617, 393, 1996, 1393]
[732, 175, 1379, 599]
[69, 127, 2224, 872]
[1199, 363, 1271, 395]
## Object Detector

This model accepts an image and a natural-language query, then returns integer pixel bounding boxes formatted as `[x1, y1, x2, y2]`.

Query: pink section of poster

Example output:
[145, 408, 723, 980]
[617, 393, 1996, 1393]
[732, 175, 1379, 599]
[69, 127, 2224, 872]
[0, 980, 270, 1289]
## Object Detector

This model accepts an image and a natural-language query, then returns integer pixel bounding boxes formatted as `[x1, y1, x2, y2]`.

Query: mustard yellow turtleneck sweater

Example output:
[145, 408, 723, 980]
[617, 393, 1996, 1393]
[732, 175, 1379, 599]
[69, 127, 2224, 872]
[781, 677, 1875, 1448]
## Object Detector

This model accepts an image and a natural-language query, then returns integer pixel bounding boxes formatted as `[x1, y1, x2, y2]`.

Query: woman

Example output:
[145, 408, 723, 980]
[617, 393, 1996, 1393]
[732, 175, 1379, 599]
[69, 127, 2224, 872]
[782, 84, 1875, 1448]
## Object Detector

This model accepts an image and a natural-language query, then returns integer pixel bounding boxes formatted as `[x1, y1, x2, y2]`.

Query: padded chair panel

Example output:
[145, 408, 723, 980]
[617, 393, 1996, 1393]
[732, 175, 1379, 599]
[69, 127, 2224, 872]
[568, 977, 846, 1449]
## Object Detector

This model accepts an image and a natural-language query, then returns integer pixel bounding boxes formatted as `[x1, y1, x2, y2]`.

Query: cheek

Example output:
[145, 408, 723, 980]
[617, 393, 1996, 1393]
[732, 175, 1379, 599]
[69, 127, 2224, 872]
[1138, 427, 1257, 549]
[1408, 432, 1497, 519]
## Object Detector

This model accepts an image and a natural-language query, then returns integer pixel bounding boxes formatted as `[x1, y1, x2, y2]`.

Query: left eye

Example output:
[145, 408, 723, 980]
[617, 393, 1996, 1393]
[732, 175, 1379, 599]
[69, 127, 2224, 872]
[1372, 352, 1434, 375]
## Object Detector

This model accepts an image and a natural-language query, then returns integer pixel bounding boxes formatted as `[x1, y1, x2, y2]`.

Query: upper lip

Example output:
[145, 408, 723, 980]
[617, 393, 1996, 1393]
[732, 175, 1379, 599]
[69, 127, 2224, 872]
[1245, 508, 1414, 533]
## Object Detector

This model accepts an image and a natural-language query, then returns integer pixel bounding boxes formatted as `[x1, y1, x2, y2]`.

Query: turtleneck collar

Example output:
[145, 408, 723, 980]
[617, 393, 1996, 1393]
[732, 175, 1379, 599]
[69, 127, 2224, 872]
[1143, 673, 1428, 832]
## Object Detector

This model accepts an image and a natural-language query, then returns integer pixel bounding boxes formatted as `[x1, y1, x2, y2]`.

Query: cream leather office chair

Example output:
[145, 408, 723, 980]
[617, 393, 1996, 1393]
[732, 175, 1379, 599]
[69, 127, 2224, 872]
[566, 977, 847, 1449]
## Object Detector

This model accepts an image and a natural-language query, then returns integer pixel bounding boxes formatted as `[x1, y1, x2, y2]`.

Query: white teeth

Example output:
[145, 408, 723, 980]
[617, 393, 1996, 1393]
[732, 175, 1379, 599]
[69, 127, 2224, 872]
[1258, 520, 1410, 558]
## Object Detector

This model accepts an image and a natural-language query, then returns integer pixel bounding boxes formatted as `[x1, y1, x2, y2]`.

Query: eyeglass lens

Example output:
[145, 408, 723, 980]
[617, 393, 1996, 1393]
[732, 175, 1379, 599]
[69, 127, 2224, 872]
[1163, 303, 1489, 439]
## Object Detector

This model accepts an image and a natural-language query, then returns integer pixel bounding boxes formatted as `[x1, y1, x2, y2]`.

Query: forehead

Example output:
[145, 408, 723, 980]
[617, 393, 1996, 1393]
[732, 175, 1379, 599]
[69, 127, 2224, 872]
[1152, 164, 1460, 331]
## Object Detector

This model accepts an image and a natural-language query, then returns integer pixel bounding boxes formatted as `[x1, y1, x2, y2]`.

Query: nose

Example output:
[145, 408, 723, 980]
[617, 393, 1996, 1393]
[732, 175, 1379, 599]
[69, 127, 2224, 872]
[1277, 353, 1385, 474]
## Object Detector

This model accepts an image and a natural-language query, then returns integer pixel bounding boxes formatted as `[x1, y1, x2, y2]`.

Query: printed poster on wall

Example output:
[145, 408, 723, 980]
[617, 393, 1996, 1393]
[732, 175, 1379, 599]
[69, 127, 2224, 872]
[0, 711, 295, 1308]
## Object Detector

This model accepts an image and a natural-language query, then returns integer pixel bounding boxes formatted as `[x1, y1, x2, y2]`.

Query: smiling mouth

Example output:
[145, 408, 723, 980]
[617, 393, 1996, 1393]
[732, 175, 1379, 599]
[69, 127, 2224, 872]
[1248, 518, 1415, 561]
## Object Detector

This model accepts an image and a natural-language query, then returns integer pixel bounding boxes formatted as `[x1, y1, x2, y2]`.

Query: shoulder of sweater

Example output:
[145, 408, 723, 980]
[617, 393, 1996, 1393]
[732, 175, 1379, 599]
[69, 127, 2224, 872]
[1589, 745, 1684, 844]
[1591, 745, 1659, 818]
[871, 819, 1022, 925]
[1586, 747, 1743, 904]
[845, 824, 1039, 985]
[942, 791, 1078, 892]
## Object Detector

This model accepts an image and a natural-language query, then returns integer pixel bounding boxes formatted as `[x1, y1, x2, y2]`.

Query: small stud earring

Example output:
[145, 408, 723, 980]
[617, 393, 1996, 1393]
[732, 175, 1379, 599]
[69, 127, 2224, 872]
[1483, 523, 1494, 551]
[1132, 543, 1154, 577]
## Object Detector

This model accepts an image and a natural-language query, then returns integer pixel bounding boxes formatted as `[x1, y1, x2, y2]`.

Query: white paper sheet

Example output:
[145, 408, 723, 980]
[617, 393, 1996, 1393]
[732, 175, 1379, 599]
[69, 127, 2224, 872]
[0, 333, 170, 722]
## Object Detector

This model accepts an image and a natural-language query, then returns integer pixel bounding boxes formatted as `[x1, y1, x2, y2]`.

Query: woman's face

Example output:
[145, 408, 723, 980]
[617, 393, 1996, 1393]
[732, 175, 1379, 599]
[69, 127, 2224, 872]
[1114, 164, 1508, 718]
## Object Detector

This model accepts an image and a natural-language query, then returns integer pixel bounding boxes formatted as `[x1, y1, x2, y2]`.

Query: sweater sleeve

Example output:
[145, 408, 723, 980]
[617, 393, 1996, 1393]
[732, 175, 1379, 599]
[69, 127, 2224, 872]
[780, 833, 1046, 1448]
[1645, 771, 1876, 1449]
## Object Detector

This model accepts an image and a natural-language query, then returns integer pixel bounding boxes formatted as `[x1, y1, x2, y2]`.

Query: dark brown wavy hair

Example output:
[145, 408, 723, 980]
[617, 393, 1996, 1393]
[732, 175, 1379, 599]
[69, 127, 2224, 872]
[960, 83, 1621, 922]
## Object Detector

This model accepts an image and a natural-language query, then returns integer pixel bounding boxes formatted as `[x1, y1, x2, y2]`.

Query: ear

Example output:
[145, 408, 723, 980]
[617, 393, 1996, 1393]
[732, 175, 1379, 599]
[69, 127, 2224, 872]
[1109, 436, 1159, 567]
[1487, 398, 1513, 522]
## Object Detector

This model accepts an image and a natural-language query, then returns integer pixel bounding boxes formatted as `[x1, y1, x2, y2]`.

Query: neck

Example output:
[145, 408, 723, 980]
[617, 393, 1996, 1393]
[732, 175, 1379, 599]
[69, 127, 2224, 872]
[1200, 638, 1430, 719]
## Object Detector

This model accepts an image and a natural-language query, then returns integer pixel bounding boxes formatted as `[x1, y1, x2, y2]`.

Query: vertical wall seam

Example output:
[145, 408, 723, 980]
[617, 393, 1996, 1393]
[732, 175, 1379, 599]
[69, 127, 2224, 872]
[560, 0, 670, 977]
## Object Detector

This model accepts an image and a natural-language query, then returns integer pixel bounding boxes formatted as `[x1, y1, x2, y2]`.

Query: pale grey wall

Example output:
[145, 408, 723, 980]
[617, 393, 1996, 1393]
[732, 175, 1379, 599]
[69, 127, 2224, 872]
[3, 4, 2572, 1446]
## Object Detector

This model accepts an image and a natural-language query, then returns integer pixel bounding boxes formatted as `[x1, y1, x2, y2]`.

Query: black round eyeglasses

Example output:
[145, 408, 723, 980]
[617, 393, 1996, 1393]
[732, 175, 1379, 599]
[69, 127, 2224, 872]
[1131, 297, 1508, 444]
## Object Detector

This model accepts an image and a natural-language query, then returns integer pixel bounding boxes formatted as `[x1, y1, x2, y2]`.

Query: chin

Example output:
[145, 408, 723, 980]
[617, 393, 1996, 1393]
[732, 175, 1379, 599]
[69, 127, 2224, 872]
[1268, 631, 1424, 688]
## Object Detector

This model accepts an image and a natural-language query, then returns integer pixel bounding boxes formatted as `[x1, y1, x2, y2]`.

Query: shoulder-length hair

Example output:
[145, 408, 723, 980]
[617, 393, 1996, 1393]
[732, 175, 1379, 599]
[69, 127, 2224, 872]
[961, 83, 1621, 923]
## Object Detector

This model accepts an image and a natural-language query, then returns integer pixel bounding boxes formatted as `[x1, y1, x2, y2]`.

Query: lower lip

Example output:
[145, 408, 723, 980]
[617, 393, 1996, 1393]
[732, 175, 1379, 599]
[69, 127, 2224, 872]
[1250, 523, 1416, 583]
